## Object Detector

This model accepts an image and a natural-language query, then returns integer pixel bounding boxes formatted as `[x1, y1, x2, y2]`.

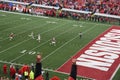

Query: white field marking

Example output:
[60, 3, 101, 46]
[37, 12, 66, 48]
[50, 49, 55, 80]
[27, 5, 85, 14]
[10, 22, 74, 62]
[0, 24, 61, 55]
[80, 25, 83, 27]
[0, 10, 49, 18]
[72, 24, 79, 27]
[0, 14, 6, 16]
[72, 24, 83, 27]
[110, 64, 120, 80]
[46, 21, 57, 24]
[0, 19, 50, 41]
[0, 60, 23, 66]
[41, 23, 96, 61]
[20, 17, 32, 20]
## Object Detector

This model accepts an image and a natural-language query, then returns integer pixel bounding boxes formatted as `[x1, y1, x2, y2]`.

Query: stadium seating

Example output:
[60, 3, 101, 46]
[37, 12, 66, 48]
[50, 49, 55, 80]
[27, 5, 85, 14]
[12, 0, 120, 16]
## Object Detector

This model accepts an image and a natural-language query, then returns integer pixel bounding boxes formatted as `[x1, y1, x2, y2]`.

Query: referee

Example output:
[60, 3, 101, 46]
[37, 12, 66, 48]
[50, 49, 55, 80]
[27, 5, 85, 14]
[79, 32, 82, 39]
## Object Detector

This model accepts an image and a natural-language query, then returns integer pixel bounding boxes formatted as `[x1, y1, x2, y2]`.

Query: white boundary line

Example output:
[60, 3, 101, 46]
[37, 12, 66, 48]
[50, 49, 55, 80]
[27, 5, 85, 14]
[110, 64, 120, 80]
[0, 60, 55, 72]
[0, 60, 23, 66]
[0, 10, 49, 18]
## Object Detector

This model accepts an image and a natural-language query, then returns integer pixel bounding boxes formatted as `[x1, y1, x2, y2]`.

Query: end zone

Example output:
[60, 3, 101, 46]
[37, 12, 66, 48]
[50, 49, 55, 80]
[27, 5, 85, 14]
[57, 26, 120, 80]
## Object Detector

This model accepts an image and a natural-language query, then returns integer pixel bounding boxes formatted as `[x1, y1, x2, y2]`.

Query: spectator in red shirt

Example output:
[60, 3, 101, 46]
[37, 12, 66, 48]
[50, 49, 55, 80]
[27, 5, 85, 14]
[3, 64, 7, 74]
[10, 64, 16, 79]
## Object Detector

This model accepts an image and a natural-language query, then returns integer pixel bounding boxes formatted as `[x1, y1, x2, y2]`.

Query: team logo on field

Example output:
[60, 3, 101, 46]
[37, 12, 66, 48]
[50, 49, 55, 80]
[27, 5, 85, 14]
[57, 26, 120, 80]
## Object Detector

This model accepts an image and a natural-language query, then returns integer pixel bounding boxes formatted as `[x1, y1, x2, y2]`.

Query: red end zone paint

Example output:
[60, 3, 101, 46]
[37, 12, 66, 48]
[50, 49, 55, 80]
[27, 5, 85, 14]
[57, 26, 120, 80]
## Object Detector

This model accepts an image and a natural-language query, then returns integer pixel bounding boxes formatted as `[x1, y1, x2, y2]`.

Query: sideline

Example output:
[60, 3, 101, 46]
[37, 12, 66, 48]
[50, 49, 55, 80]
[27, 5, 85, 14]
[0, 10, 49, 19]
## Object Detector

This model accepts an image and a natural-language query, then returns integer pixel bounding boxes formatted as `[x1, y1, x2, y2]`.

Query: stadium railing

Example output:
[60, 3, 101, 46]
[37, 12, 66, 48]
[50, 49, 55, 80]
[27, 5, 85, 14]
[1, 0, 120, 25]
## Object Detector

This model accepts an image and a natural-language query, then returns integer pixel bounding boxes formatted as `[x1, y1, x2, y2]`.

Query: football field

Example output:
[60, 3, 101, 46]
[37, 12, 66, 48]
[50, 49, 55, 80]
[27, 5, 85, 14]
[0, 11, 120, 80]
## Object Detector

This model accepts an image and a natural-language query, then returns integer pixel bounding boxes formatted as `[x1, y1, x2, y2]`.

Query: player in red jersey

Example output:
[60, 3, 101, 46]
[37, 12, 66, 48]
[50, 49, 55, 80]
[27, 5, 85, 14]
[3, 64, 7, 74]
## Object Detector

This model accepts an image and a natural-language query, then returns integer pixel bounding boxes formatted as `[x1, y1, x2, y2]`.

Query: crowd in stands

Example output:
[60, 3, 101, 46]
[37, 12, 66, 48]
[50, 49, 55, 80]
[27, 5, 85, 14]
[13, 0, 120, 16]
[0, 0, 120, 24]
[0, 54, 78, 80]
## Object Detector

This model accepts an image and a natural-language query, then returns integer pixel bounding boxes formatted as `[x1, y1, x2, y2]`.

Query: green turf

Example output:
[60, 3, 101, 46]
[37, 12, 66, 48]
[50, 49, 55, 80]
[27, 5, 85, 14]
[0, 11, 120, 80]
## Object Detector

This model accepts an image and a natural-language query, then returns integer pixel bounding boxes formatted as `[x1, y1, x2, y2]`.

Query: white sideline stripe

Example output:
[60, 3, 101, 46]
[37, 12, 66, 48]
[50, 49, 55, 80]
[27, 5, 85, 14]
[41, 23, 96, 61]
[0, 22, 61, 54]
[110, 64, 120, 80]
[0, 10, 49, 18]
[0, 60, 23, 66]
[10, 22, 73, 62]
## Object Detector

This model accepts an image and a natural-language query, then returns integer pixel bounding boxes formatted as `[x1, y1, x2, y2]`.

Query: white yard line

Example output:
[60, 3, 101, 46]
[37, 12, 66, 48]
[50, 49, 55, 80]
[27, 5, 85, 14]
[0, 60, 23, 66]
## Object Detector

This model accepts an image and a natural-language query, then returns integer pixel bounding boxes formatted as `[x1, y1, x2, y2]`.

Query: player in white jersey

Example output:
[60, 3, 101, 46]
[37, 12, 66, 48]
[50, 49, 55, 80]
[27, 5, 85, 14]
[36, 34, 41, 42]
[28, 32, 34, 39]
[50, 37, 56, 46]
